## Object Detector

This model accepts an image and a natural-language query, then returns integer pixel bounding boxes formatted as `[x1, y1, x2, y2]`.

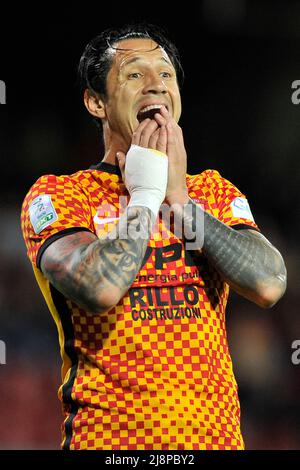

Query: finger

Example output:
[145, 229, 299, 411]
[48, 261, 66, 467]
[139, 119, 159, 147]
[166, 119, 183, 141]
[116, 151, 126, 180]
[154, 112, 167, 127]
[166, 121, 177, 144]
[161, 106, 181, 134]
[174, 122, 184, 145]
[132, 118, 151, 145]
[160, 105, 172, 121]
[148, 129, 159, 150]
[166, 121, 178, 156]
[156, 125, 167, 154]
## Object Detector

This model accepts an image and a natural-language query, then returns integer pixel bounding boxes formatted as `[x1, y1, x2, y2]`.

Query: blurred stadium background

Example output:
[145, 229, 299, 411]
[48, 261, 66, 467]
[0, 0, 299, 449]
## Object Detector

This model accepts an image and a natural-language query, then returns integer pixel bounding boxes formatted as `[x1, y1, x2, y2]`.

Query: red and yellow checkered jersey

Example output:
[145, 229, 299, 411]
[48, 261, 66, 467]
[21, 162, 259, 450]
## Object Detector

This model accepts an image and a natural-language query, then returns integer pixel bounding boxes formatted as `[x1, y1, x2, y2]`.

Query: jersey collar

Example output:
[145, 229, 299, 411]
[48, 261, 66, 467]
[89, 161, 121, 177]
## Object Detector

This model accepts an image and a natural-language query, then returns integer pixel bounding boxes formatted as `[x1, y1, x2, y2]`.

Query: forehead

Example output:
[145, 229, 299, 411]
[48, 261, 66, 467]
[109, 37, 173, 69]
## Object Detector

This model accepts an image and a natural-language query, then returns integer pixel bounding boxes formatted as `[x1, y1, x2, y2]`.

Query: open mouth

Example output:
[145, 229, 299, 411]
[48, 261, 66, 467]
[137, 104, 166, 122]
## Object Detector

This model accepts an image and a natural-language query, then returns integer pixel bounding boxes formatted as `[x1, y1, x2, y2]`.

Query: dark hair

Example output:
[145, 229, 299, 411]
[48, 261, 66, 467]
[78, 23, 184, 99]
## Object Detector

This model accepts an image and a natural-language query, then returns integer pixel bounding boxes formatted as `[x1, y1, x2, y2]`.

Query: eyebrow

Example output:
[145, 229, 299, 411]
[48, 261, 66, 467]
[122, 56, 173, 68]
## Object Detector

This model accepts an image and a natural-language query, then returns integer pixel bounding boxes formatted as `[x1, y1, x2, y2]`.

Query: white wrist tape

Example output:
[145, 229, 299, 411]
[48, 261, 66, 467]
[125, 144, 168, 218]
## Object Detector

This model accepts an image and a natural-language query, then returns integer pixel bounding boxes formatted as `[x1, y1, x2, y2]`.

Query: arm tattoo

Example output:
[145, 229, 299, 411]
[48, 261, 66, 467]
[180, 200, 287, 305]
[41, 206, 153, 313]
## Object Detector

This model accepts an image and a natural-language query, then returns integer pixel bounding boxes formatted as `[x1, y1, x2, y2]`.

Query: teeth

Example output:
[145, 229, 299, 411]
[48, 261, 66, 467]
[139, 104, 163, 114]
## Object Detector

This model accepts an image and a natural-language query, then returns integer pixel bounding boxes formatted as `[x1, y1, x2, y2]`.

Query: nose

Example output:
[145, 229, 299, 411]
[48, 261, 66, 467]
[142, 72, 167, 94]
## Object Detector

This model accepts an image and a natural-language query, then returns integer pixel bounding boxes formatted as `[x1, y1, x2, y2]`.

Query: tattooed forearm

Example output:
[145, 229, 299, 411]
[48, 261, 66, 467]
[178, 200, 287, 307]
[41, 206, 153, 314]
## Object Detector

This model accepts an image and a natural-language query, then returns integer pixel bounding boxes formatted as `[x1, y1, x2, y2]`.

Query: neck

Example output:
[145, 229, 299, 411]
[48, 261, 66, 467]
[101, 148, 121, 165]
[101, 124, 130, 165]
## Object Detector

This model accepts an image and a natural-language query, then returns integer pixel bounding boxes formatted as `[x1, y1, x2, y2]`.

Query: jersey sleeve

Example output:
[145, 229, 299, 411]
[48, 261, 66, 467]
[207, 170, 260, 231]
[21, 174, 94, 268]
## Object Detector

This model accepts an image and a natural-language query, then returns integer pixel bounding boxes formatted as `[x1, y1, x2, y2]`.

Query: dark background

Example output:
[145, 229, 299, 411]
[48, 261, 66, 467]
[0, 0, 299, 449]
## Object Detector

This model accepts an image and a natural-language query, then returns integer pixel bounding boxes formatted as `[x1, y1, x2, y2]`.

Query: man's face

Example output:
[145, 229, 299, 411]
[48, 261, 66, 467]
[103, 37, 182, 145]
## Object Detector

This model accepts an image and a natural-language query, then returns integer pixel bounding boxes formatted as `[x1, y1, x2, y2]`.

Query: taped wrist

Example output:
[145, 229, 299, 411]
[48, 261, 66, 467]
[125, 144, 168, 218]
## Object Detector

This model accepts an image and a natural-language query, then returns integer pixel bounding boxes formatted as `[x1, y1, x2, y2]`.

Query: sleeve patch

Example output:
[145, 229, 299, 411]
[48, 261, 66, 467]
[230, 197, 254, 222]
[29, 194, 58, 234]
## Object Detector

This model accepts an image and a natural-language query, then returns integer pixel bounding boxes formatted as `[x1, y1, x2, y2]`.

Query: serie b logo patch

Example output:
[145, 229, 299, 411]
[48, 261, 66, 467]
[29, 194, 58, 234]
[230, 197, 254, 222]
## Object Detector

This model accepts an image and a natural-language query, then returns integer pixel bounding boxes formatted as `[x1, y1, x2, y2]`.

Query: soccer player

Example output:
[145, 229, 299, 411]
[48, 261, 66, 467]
[21, 24, 286, 450]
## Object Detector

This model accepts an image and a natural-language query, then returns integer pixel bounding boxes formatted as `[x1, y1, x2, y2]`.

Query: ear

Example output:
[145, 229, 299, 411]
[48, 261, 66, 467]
[84, 89, 106, 120]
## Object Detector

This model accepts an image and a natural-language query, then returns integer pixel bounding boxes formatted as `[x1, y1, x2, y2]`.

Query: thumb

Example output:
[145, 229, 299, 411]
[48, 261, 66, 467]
[116, 151, 126, 179]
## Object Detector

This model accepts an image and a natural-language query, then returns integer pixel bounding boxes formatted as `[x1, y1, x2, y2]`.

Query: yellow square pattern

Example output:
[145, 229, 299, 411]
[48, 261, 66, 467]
[20, 167, 253, 450]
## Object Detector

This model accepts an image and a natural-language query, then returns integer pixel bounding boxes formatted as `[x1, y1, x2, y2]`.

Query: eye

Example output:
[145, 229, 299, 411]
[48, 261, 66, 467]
[128, 72, 142, 79]
[160, 71, 172, 78]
